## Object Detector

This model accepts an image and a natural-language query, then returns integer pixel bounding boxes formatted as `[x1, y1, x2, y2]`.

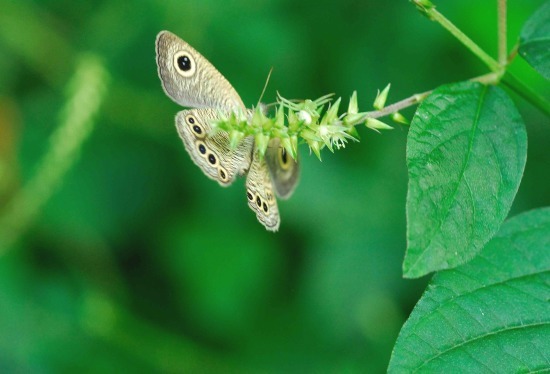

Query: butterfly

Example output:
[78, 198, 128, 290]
[155, 31, 299, 231]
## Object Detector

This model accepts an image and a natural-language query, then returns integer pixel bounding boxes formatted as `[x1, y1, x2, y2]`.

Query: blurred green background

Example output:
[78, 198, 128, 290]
[0, 0, 549, 372]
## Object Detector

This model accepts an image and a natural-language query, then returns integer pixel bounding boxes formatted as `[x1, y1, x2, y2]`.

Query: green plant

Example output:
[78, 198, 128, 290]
[216, 0, 550, 370]
[0, 0, 547, 371]
[0, 55, 108, 251]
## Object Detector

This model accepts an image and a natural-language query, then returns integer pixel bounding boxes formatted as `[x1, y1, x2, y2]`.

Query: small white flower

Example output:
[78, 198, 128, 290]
[298, 110, 312, 125]
[319, 124, 329, 137]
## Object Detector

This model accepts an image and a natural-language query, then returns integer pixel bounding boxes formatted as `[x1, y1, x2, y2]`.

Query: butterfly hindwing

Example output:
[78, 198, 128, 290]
[176, 108, 253, 186]
[265, 138, 300, 199]
[245, 150, 280, 231]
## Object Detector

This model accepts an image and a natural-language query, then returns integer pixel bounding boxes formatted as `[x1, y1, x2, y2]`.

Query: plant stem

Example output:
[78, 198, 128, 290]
[0, 55, 109, 254]
[413, 1, 550, 116]
[501, 72, 550, 117]
[366, 90, 432, 119]
[81, 291, 226, 372]
[498, 0, 507, 66]
[412, 0, 501, 73]
[364, 71, 505, 120]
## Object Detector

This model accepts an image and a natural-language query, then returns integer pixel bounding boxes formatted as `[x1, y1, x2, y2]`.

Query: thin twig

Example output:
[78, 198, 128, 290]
[498, 0, 507, 66]
[0, 55, 108, 254]
[257, 67, 273, 107]
[365, 90, 432, 119]
[412, 0, 500, 73]
[363, 72, 503, 120]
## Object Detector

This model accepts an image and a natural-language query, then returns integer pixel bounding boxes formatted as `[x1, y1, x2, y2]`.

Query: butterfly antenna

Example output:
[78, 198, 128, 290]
[257, 67, 274, 108]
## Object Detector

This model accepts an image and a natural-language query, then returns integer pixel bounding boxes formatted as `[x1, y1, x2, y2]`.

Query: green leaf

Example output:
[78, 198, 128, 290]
[389, 208, 550, 373]
[404, 82, 527, 278]
[519, 0, 550, 80]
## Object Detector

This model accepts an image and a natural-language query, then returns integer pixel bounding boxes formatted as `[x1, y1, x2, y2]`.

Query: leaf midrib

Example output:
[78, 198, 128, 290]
[407, 86, 488, 274]
[401, 268, 550, 372]
[412, 321, 550, 373]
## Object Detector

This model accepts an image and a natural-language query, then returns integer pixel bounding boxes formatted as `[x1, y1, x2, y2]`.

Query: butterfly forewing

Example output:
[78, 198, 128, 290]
[156, 31, 245, 111]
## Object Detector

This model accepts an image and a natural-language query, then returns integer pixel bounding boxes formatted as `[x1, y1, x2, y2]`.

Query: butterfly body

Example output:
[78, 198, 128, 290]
[156, 31, 299, 231]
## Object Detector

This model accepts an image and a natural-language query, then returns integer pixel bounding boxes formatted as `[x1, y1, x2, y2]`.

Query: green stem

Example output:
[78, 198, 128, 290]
[364, 73, 502, 120]
[412, 0, 501, 73]
[0, 55, 109, 254]
[501, 72, 550, 117]
[366, 90, 432, 119]
[413, 1, 550, 116]
[498, 0, 508, 66]
[81, 291, 227, 372]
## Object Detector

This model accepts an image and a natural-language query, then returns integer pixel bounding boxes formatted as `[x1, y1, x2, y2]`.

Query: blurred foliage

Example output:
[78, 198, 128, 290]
[0, 0, 548, 372]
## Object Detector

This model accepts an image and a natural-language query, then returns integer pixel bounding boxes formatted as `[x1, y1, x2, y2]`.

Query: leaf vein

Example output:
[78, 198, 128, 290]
[413, 322, 550, 372]
[407, 86, 488, 272]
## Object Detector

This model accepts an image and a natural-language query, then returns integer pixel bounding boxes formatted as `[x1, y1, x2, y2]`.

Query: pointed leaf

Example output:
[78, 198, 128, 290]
[404, 82, 527, 278]
[519, 0, 550, 79]
[389, 208, 550, 373]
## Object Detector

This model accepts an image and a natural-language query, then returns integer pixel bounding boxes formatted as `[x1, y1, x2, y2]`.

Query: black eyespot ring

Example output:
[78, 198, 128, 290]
[262, 202, 268, 213]
[256, 196, 262, 207]
[279, 147, 292, 170]
[174, 51, 196, 77]
[177, 55, 192, 71]
[196, 142, 207, 155]
[185, 114, 205, 138]
[208, 154, 216, 165]
[281, 148, 288, 164]
[219, 167, 228, 181]
[246, 190, 254, 201]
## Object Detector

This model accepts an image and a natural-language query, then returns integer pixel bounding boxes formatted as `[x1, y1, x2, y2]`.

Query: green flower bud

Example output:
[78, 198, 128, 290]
[308, 140, 322, 161]
[366, 117, 393, 132]
[229, 130, 245, 149]
[348, 91, 358, 114]
[280, 137, 297, 160]
[391, 112, 409, 125]
[373, 83, 391, 110]
[290, 135, 299, 157]
[298, 110, 312, 125]
[321, 97, 341, 125]
[344, 112, 367, 127]
[300, 129, 322, 143]
[346, 126, 360, 141]
[287, 109, 300, 132]
[275, 105, 285, 127]
[255, 133, 270, 158]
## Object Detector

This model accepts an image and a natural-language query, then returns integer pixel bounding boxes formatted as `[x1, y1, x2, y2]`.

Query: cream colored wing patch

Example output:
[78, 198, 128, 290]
[156, 30, 245, 111]
[175, 108, 253, 186]
[245, 150, 280, 231]
[265, 138, 300, 199]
